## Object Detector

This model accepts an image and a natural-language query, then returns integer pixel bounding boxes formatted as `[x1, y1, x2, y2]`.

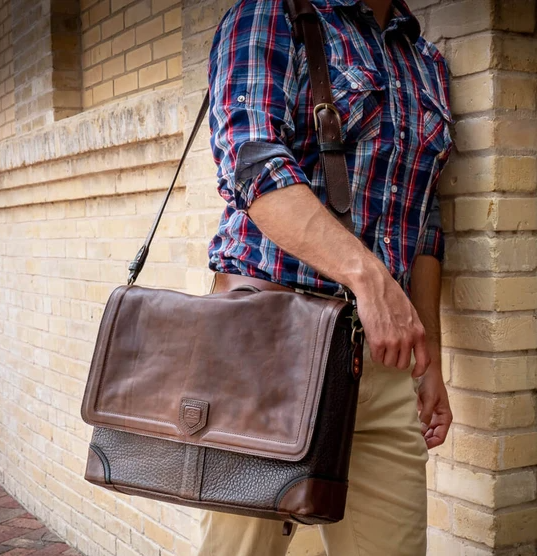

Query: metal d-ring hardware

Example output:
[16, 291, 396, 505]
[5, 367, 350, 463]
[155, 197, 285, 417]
[313, 103, 341, 131]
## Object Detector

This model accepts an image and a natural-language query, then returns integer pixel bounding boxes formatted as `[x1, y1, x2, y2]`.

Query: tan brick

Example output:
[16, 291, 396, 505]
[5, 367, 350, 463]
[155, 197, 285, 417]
[453, 504, 495, 547]
[89, 0, 110, 26]
[427, 494, 450, 531]
[125, 0, 151, 28]
[450, 73, 494, 115]
[455, 277, 537, 312]
[153, 31, 181, 60]
[102, 12, 124, 40]
[152, 0, 178, 13]
[502, 433, 537, 469]
[495, 156, 537, 193]
[447, 33, 495, 77]
[495, 470, 537, 509]
[90, 523, 116, 553]
[135, 16, 163, 44]
[167, 55, 181, 79]
[441, 313, 537, 352]
[449, 390, 535, 430]
[496, 118, 537, 151]
[454, 118, 495, 152]
[444, 236, 537, 273]
[82, 25, 101, 50]
[499, 36, 537, 74]
[452, 354, 537, 393]
[111, 29, 135, 55]
[143, 520, 174, 551]
[455, 197, 537, 232]
[110, 69, 136, 93]
[126, 44, 152, 71]
[139, 60, 167, 88]
[427, 0, 492, 42]
[89, 40, 112, 66]
[111, 0, 135, 11]
[454, 429, 501, 470]
[496, 74, 537, 111]
[495, 198, 537, 231]
[494, 0, 537, 34]
[497, 508, 537, 546]
[92, 81, 114, 104]
[102, 55, 125, 80]
[430, 529, 493, 556]
[84, 64, 102, 87]
[164, 7, 181, 32]
[437, 461, 494, 506]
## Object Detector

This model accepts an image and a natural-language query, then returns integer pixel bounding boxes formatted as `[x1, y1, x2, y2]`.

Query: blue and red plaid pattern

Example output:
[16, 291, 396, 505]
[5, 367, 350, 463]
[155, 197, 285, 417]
[207, 0, 453, 296]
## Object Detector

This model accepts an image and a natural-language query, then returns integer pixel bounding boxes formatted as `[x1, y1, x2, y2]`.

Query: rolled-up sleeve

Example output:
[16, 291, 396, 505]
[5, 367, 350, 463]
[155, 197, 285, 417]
[207, 0, 310, 212]
[415, 193, 445, 262]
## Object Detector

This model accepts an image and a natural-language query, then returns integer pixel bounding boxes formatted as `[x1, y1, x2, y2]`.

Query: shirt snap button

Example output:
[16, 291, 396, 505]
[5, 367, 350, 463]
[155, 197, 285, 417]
[383, 237, 391, 244]
[391, 185, 398, 193]
[395, 80, 402, 88]
[237, 95, 246, 103]
[400, 131, 406, 140]
[351, 82, 359, 90]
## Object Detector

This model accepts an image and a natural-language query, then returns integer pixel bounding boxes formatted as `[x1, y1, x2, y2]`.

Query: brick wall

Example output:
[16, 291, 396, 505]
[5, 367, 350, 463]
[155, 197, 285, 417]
[81, 0, 182, 108]
[410, 0, 537, 554]
[0, 1, 536, 555]
[0, 0, 14, 141]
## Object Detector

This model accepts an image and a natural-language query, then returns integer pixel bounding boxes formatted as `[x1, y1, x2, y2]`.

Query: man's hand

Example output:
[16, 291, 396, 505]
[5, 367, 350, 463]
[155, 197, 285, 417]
[417, 365, 452, 449]
[350, 259, 431, 378]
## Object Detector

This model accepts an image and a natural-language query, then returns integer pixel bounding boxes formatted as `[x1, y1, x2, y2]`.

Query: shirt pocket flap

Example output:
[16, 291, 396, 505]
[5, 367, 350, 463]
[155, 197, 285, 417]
[419, 88, 453, 124]
[330, 65, 386, 98]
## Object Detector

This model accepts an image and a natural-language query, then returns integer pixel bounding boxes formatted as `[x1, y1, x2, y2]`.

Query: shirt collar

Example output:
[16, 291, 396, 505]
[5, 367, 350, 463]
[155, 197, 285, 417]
[310, 0, 421, 43]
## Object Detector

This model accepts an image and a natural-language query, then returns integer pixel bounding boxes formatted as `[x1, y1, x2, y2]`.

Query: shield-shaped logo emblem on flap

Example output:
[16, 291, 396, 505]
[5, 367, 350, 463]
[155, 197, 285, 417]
[180, 399, 209, 436]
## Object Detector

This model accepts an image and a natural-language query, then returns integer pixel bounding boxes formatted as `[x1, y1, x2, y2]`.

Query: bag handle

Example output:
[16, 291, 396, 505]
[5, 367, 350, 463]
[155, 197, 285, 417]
[128, 0, 351, 285]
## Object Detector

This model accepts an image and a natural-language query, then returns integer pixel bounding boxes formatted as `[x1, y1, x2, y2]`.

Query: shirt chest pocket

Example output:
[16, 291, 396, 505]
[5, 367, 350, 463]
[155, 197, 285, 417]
[329, 65, 385, 143]
[419, 88, 453, 157]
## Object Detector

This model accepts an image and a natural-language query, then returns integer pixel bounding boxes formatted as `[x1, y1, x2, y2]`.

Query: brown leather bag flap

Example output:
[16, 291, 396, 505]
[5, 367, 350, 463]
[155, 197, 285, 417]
[81, 285, 351, 462]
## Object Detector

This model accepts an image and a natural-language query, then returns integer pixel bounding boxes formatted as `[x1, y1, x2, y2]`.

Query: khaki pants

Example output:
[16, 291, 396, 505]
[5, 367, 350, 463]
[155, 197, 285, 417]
[196, 345, 429, 556]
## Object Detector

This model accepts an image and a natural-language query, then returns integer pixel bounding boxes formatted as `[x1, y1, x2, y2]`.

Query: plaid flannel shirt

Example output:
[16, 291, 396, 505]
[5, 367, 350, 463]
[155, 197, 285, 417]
[207, 0, 453, 296]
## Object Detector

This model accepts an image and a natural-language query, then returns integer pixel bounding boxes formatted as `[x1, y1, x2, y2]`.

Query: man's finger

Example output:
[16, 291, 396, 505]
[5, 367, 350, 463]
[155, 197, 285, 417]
[418, 398, 434, 428]
[425, 423, 450, 449]
[411, 338, 430, 378]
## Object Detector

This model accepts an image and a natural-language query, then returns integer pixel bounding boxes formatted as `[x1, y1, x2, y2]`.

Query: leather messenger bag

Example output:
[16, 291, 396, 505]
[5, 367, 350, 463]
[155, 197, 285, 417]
[81, 0, 364, 528]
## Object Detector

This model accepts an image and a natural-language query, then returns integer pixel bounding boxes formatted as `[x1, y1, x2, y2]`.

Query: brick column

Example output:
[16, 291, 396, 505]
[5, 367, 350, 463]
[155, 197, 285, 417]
[11, 0, 81, 134]
[410, 0, 537, 553]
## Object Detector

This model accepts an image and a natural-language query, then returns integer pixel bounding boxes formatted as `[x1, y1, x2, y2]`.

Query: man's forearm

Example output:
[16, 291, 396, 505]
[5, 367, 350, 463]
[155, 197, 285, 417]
[248, 183, 432, 375]
[410, 255, 442, 363]
[247, 183, 382, 293]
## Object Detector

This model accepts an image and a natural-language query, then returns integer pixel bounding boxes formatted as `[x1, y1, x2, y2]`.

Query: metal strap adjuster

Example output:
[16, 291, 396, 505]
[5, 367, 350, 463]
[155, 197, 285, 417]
[313, 103, 341, 131]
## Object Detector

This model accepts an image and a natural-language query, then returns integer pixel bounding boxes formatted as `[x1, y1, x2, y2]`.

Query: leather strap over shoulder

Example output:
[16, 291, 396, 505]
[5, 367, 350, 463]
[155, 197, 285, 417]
[284, 0, 353, 230]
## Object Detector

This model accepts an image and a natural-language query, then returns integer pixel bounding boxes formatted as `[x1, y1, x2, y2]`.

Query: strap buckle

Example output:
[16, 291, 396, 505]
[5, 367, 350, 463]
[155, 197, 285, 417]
[313, 103, 341, 131]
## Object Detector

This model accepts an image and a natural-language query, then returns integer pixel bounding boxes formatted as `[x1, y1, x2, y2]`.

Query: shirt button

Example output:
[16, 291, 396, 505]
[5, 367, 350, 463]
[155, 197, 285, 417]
[391, 185, 398, 193]
[237, 95, 246, 103]
[351, 82, 359, 90]
[395, 80, 402, 88]
[400, 131, 406, 140]
[383, 237, 391, 245]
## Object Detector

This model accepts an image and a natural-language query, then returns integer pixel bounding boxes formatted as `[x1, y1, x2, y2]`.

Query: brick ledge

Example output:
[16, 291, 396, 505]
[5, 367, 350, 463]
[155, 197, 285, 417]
[0, 85, 184, 173]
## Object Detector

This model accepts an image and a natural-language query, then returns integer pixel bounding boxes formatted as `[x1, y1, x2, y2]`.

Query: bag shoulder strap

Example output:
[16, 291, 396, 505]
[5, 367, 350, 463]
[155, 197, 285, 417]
[284, 0, 352, 229]
[128, 0, 352, 285]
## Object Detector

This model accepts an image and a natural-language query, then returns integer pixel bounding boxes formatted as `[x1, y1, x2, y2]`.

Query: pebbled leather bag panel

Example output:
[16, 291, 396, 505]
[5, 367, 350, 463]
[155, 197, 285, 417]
[85, 308, 360, 524]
